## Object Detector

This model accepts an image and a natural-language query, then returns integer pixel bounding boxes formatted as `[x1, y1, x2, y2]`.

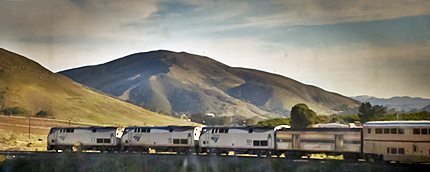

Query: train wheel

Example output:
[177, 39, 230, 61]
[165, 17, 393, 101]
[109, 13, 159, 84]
[286, 152, 301, 159]
[216, 151, 221, 156]
[266, 150, 272, 158]
[366, 154, 382, 163]
[256, 151, 262, 158]
[64, 147, 72, 152]
[72, 142, 83, 152]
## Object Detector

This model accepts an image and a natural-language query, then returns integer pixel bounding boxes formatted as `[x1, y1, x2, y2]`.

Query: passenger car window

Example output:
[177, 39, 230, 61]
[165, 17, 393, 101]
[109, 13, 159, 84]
[421, 128, 428, 135]
[398, 148, 405, 154]
[398, 128, 405, 134]
[390, 128, 397, 134]
[383, 128, 390, 134]
[375, 128, 382, 134]
[391, 148, 397, 154]
[413, 128, 420, 135]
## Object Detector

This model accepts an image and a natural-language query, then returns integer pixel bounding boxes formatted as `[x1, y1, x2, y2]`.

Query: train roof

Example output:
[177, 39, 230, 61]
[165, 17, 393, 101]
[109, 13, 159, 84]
[50, 126, 120, 130]
[364, 121, 430, 127]
[276, 127, 362, 132]
[124, 126, 197, 130]
[202, 126, 275, 130]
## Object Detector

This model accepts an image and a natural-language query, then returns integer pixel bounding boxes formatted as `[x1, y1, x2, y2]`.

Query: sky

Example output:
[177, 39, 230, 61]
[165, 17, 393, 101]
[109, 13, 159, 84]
[1, 0, 430, 99]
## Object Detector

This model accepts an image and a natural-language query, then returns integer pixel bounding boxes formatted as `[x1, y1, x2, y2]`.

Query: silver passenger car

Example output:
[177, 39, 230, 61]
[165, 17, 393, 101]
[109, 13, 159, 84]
[275, 128, 362, 159]
[363, 121, 430, 162]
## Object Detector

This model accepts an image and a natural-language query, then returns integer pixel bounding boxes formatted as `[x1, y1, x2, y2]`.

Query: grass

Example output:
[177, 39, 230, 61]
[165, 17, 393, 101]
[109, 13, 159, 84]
[0, 115, 94, 151]
[0, 129, 46, 151]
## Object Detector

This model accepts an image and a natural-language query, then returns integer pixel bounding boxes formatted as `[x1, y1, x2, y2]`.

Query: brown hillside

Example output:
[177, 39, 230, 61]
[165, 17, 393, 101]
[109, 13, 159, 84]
[0, 48, 195, 126]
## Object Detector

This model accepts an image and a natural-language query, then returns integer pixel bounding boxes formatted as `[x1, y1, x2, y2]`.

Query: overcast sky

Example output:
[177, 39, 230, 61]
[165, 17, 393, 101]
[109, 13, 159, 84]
[1, 0, 430, 98]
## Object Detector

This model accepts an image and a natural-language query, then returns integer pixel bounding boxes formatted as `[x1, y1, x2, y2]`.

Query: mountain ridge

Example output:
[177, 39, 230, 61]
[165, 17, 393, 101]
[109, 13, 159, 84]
[423, 104, 430, 112]
[60, 50, 360, 119]
[0, 48, 194, 126]
[351, 95, 430, 112]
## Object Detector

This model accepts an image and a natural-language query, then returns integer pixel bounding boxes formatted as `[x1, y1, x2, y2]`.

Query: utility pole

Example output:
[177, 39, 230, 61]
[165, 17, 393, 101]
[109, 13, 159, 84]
[28, 112, 31, 139]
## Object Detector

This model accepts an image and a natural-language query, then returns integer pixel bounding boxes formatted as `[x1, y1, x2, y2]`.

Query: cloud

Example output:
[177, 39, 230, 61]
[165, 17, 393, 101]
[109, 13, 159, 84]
[159, 0, 430, 32]
[275, 42, 430, 98]
[1, 0, 429, 98]
[263, 0, 430, 26]
[0, 0, 157, 41]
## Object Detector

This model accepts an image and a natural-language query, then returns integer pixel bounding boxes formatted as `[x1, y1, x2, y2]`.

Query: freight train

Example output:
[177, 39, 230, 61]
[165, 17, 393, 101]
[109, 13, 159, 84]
[47, 121, 430, 163]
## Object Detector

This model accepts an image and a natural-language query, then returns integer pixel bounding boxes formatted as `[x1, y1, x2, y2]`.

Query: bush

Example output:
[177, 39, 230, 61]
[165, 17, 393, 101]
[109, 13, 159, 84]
[375, 111, 430, 121]
[315, 115, 330, 124]
[35, 110, 53, 118]
[257, 118, 291, 126]
[331, 114, 360, 124]
[1, 107, 27, 116]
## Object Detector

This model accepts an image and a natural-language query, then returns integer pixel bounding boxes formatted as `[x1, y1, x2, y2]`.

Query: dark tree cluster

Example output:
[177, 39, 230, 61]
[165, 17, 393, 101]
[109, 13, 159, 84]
[290, 103, 317, 129]
[358, 102, 386, 123]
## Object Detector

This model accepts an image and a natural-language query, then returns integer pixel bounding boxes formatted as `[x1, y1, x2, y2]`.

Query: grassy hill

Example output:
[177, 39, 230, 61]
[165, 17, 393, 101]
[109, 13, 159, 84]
[0, 48, 195, 126]
[61, 50, 359, 120]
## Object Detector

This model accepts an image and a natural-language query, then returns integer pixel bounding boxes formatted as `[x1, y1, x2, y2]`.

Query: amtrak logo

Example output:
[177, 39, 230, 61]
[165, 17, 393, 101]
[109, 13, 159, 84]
[210, 136, 219, 143]
[133, 135, 141, 141]
[59, 136, 66, 141]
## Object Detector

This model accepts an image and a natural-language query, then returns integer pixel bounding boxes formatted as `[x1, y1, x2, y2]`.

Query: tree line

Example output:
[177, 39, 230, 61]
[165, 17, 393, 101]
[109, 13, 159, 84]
[257, 102, 430, 128]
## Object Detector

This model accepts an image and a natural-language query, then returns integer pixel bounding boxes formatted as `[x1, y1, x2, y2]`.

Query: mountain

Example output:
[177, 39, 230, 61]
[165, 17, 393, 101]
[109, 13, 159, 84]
[351, 95, 430, 112]
[423, 104, 430, 112]
[60, 50, 360, 119]
[0, 48, 194, 126]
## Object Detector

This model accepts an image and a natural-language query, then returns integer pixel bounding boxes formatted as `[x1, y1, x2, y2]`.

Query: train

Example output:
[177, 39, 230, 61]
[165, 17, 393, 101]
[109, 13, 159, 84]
[47, 120, 430, 163]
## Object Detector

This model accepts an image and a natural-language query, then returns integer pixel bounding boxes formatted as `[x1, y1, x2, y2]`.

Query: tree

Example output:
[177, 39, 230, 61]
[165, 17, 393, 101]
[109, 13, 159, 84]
[257, 118, 291, 127]
[290, 103, 317, 129]
[358, 102, 386, 123]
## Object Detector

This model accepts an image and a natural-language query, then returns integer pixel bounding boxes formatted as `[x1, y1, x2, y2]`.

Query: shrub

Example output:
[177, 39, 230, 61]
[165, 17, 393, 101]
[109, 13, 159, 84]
[257, 118, 291, 126]
[35, 110, 53, 118]
[1, 107, 27, 116]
